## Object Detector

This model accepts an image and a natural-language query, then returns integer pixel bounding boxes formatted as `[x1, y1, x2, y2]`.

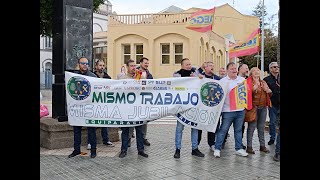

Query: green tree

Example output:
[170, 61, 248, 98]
[252, 0, 268, 31]
[40, 0, 105, 37]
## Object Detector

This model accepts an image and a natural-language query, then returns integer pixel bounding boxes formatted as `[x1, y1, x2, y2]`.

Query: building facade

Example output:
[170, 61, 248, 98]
[106, 3, 259, 79]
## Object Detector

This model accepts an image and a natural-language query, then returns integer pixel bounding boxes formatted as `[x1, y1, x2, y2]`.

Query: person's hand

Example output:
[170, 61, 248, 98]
[198, 74, 204, 79]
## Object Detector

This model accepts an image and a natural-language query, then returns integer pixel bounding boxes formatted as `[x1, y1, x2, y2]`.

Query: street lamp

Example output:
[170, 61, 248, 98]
[254, 55, 261, 68]
[261, 0, 265, 78]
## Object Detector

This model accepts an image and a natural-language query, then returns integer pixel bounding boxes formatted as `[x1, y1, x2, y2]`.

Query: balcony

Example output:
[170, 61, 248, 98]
[109, 13, 193, 26]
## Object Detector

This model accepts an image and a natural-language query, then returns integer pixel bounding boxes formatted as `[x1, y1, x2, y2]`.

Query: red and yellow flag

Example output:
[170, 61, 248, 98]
[229, 28, 260, 58]
[229, 77, 253, 111]
[186, 7, 215, 33]
[135, 69, 142, 80]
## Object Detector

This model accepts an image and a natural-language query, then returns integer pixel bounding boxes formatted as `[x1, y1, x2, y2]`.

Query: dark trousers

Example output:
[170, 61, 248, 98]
[197, 118, 227, 146]
[101, 127, 109, 144]
[73, 126, 96, 152]
[121, 126, 144, 152]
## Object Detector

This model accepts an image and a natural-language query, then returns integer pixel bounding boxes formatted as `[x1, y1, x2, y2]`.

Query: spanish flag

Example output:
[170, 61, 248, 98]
[186, 7, 215, 33]
[135, 69, 142, 80]
[229, 77, 253, 111]
[229, 28, 260, 58]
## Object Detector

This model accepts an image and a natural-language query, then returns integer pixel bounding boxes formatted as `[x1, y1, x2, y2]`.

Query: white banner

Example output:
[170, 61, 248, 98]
[65, 72, 227, 132]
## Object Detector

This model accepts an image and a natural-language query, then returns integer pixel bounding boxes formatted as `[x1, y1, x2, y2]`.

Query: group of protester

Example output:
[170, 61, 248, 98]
[67, 57, 280, 162]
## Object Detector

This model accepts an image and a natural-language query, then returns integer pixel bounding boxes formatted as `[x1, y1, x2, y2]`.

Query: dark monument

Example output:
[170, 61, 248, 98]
[41, 0, 119, 150]
[52, 0, 93, 121]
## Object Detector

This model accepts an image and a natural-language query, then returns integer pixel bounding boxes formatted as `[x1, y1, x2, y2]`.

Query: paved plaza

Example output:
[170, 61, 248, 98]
[40, 122, 280, 180]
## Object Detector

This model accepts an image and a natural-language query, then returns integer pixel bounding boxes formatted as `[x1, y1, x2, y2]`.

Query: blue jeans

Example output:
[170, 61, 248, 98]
[101, 127, 109, 144]
[121, 126, 144, 152]
[269, 106, 280, 141]
[215, 111, 245, 151]
[73, 126, 96, 152]
[275, 127, 280, 154]
[175, 121, 198, 150]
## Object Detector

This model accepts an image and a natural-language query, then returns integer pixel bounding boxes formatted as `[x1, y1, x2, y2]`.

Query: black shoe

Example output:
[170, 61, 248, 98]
[268, 139, 275, 145]
[273, 153, 280, 161]
[143, 139, 151, 146]
[119, 150, 127, 158]
[68, 151, 80, 158]
[90, 149, 97, 158]
[128, 138, 131, 147]
[222, 142, 226, 149]
[138, 151, 148, 158]
[242, 144, 246, 150]
[192, 148, 205, 157]
[174, 149, 180, 159]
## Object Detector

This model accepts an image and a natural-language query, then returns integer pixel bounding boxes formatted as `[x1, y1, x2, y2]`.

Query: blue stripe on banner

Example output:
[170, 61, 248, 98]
[177, 113, 198, 127]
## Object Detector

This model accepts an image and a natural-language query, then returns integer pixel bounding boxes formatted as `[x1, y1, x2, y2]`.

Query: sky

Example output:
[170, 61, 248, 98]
[110, 0, 279, 33]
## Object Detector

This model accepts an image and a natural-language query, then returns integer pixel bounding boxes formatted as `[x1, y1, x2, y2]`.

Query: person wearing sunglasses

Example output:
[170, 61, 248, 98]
[263, 62, 280, 147]
[68, 57, 98, 159]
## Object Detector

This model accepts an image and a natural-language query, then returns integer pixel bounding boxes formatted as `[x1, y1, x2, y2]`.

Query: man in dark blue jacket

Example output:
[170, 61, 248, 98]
[68, 57, 98, 158]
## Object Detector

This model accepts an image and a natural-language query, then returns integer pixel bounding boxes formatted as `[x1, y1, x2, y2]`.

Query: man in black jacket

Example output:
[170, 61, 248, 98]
[263, 62, 280, 145]
[68, 57, 98, 158]
[136, 57, 153, 146]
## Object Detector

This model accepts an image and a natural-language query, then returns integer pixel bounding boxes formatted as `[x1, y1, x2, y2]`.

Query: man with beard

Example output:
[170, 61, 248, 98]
[68, 57, 98, 158]
[135, 57, 153, 146]
[87, 59, 115, 150]
[117, 59, 148, 158]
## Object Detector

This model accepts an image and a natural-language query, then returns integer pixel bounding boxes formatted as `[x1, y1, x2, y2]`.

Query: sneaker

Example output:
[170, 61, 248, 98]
[214, 149, 220, 158]
[174, 149, 180, 159]
[119, 150, 127, 158]
[138, 151, 148, 158]
[87, 144, 91, 150]
[104, 141, 115, 147]
[273, 153, 280, 161]
[192, 148, 205, 157]
[68, 151, 81, 158]
[259, 146, 270, 153]
[210, 146, 215, 152]
[143, 139, 151, 146]
[235, 149, 248, 157]
[268, 139, 275, 145]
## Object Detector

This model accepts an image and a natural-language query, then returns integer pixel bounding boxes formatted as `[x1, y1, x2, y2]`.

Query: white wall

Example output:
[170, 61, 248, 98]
[93, 13, 108, 32]
[40, 50, 52, 72]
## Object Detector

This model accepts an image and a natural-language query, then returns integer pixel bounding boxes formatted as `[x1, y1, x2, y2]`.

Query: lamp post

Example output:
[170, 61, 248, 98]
[254, 55, 261, 68]
[261, 0, 265, 78]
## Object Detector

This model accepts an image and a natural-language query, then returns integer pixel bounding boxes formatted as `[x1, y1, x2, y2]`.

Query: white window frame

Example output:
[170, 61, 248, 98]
[174, 43, 183, 65]
[161, 43, 170, 65]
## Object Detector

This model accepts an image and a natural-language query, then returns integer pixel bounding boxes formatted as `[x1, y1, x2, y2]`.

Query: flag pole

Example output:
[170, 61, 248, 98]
[261, 0, 265, 78]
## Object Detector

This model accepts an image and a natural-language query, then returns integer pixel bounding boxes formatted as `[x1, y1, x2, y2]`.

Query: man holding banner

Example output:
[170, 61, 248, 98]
[173, 58, 205, 159]
[117, 59, 148, 158]
[68, 57, 98, 159]
[214, 62, 249, 158]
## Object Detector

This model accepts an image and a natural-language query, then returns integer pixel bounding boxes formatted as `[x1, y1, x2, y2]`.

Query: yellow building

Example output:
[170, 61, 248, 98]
[105, 3, 259, 79]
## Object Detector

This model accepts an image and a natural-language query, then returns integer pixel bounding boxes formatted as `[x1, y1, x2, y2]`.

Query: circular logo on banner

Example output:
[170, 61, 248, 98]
[67, 76, 91, 100]
[200, 82, 224, 107]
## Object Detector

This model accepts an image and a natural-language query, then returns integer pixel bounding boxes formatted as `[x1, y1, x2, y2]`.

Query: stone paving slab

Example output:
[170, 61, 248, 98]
[41, 124, 280, 179]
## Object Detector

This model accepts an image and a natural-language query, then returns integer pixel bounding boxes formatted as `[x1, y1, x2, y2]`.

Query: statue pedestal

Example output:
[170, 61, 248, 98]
[40, 118, 119, 149]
